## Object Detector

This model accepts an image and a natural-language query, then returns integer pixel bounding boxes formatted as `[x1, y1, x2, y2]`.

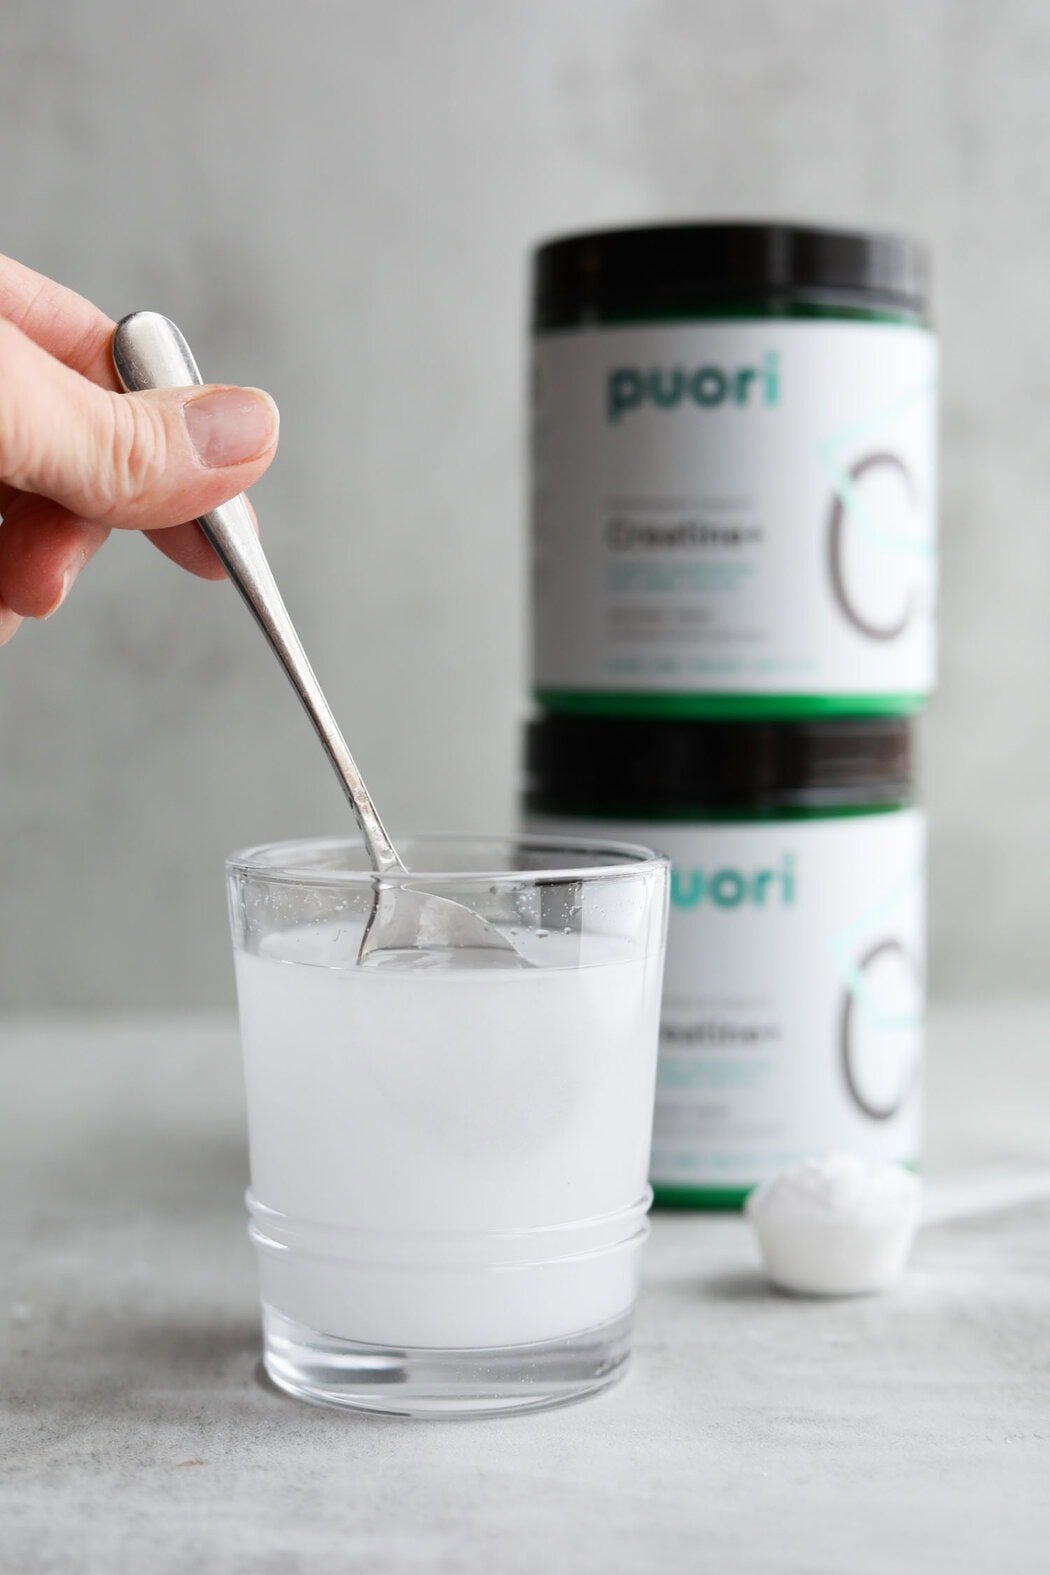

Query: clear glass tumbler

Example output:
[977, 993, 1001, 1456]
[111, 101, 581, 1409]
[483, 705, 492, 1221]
[226, 834, 668, 1418]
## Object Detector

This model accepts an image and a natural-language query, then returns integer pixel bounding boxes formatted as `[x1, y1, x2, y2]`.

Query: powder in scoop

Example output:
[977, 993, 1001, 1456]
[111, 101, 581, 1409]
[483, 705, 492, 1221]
[745, 1155, 922, 1296]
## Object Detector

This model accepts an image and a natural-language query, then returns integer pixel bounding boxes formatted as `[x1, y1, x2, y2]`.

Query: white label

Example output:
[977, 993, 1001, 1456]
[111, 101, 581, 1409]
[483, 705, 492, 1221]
[532, 322, 938, 698]
[528, 811, 926, 1189]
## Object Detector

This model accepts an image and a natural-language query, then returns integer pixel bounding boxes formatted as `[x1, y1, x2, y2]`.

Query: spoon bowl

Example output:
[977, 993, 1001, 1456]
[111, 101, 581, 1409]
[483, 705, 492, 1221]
[360, 883, 529, 966]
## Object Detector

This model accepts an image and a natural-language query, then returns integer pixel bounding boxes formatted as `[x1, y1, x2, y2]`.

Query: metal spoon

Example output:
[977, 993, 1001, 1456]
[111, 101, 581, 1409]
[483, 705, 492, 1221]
[112, 311, 522, 965]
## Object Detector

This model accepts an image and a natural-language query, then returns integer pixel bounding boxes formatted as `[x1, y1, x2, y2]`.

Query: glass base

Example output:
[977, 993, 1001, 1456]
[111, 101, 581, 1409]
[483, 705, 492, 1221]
[262, 1305, 634, 1418]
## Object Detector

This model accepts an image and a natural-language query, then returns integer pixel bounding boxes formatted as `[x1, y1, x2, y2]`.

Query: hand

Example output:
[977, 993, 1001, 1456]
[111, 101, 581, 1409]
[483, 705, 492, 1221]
[0, 255, 280, 646]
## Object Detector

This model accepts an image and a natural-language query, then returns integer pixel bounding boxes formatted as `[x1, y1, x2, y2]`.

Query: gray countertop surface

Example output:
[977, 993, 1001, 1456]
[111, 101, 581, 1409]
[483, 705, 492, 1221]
[2, 1000, 1048, 1574]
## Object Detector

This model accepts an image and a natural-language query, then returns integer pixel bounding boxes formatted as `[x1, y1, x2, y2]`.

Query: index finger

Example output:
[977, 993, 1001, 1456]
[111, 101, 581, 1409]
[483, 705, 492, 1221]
[0, 254, 117, 389]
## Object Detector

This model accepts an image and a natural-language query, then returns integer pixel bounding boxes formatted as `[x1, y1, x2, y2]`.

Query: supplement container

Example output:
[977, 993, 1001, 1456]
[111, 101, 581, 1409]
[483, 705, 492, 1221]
[531, 223, 937, 718]
[524, 714, 925, 1207]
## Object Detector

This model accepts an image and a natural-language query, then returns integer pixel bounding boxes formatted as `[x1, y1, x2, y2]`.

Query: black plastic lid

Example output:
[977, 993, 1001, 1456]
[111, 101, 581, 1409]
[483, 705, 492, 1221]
[525, 714, 913, 815]
[533, 222, 929, 327]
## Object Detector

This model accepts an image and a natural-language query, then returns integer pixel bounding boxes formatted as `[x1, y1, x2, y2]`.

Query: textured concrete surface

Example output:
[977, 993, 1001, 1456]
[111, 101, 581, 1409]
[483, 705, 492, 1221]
[0, 1, 1049, 1008]
[1, 999, 1048, 1572]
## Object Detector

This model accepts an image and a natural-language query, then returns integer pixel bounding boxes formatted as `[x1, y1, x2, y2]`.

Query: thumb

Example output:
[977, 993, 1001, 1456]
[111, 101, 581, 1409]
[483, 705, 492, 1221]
[0, 317, 279, 530]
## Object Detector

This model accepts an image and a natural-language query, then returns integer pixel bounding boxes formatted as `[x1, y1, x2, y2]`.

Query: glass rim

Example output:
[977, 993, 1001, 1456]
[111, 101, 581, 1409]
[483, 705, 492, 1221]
[225, 831, 669, 888]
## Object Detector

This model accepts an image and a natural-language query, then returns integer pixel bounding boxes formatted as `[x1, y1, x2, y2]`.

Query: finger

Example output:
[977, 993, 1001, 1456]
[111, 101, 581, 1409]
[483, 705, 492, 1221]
[142, 521, 226, 579]
[0, 476, 264, 616]
[0, 253, 117, 387]
[144, 496, 260, 579]
[0, 488, 262, 613]
[0, 317, 279, 529]
[0, 495, 109, 617]
[0, 589, 23, 646]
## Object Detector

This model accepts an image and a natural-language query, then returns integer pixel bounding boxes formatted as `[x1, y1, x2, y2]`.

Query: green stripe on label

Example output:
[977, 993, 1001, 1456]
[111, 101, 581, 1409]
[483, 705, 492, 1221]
[535, 689, 929, 720]
[652, 1183, 753, 1211]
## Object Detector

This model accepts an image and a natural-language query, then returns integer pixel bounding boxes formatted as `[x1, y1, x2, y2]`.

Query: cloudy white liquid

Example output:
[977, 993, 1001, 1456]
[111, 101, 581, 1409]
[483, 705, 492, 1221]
[234, 924, 662, 1348]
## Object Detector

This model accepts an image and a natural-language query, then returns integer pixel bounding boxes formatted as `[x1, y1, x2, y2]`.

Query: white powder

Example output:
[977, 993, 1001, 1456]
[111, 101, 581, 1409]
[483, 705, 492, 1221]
[745, 1154, 922, 1296]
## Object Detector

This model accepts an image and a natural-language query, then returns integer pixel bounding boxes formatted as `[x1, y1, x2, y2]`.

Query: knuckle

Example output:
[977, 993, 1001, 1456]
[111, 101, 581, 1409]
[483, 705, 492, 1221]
[99, 396, 168, 515]
[0, 400, 36, 490]
[0, 324, 41, 487]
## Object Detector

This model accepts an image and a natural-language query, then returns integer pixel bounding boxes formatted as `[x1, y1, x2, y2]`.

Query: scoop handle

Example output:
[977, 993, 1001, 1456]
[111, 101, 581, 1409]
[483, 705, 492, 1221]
[111, 311, 403, 876]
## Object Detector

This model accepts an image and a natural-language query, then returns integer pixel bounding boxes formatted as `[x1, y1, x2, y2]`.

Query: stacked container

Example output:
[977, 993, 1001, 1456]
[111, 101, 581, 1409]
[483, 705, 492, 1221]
[523, 223, 936, 1205]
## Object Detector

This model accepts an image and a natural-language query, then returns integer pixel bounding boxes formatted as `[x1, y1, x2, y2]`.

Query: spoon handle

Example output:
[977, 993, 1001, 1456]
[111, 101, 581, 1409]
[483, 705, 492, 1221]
[111, 311, 403, 876]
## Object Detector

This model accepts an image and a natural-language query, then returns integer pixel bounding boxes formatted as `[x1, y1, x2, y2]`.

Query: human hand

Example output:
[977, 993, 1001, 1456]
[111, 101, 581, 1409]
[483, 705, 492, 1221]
[0, 255, 279, 646]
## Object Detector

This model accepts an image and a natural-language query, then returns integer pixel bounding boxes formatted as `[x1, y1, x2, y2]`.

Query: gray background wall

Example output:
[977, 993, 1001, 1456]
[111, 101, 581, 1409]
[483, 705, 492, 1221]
[0, 0, 1045, 1010]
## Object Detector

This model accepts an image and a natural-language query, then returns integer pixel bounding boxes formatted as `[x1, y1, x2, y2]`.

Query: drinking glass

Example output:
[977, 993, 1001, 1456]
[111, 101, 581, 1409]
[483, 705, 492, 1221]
[226, 834, 668, 1417]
